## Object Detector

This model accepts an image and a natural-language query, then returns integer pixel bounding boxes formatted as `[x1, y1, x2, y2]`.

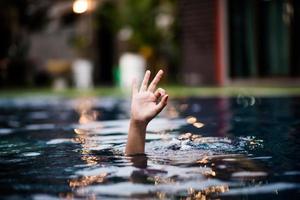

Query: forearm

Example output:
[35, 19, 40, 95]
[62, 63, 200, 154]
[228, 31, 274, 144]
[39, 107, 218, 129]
[125, 119, 147, 155]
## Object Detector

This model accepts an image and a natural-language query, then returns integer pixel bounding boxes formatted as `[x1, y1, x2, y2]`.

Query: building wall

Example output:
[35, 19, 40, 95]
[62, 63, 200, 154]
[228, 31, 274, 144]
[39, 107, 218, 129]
[179, 0, 217, 85]
[179, 0, 300, 86]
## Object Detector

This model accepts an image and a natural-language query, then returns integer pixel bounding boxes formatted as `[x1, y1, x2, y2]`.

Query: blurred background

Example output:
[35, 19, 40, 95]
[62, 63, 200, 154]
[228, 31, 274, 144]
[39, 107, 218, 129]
[0, 0, 299, 91]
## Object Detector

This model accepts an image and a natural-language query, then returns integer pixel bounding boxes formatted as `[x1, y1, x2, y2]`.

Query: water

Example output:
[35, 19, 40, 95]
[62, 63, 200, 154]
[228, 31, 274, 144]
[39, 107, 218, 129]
[0, 96, 299, 199]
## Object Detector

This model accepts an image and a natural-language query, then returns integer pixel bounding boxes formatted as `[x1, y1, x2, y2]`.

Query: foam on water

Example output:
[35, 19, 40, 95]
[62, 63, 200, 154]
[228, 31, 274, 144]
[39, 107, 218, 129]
[145, 133, 263, 164]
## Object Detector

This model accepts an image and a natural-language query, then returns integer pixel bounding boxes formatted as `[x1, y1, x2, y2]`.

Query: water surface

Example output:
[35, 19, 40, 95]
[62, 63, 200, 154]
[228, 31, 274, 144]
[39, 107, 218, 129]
[0, 96, 299, 199]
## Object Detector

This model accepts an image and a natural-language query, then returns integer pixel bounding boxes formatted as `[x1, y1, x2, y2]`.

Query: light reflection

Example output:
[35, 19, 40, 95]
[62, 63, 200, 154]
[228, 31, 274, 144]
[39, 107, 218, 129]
[154, 184, 229, 200]
[166, 103, 179, 118]
[202, 168, 216, 177]
[69, 97, 104, 190]
[178, 132, 193, 140]
[188, 187, 195, 194]
[197, 156, 209, 164]
[69, 173, 107, 188]
[237, 93, 256, 107]
[186, 116, 205, 129]
[156, 191, 166, 199]
[73, 98, 102, 164]
[185, 185, 229, 200]
[153, 176, 177, 185]
[81, 155, 99, 165]
[186, 116, 197, 124]
[178, 132, 202, 141]
[179, 103, 188, 111]
[193, 122, 204, 128]
[74, 97, 99, 124]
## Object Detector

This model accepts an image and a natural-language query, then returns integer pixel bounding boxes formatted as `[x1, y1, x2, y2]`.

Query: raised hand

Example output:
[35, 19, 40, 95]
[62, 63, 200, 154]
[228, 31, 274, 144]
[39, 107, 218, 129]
[126, 70, 168, 155]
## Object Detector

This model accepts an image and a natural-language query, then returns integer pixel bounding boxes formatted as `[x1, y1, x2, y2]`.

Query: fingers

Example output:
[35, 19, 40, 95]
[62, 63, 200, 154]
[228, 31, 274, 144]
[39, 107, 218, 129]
[140, 70, 151, 92]
[154, 88, 166, 99]
[155, 94, 168, 114]
[131, 78, 138, 96]
[148, 70, 163, 92]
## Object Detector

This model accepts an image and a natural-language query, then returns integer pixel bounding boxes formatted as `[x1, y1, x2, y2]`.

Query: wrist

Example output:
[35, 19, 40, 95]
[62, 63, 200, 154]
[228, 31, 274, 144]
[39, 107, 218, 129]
[129, 118, 148, 129]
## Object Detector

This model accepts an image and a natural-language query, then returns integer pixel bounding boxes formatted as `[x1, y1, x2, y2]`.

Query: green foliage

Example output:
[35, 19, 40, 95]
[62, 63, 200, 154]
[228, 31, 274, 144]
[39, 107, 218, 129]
[120, 0, 159, 49]
[94, 0, 179, 52]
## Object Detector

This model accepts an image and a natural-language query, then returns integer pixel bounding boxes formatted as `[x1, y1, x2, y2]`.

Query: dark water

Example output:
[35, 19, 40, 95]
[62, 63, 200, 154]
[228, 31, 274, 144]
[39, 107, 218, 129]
[0, 96, 299, 199]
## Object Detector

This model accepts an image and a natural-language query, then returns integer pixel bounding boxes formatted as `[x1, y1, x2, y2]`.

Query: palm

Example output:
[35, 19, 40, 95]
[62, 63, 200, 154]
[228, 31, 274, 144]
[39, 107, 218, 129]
[132, 92, 158, 121]
[130, 70, 168, 123]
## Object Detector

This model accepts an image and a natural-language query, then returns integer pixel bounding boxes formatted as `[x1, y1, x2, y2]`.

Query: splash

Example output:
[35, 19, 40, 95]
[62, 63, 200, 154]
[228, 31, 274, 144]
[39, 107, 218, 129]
[237, 93, 256, 107]
[146, 133, 264, 164]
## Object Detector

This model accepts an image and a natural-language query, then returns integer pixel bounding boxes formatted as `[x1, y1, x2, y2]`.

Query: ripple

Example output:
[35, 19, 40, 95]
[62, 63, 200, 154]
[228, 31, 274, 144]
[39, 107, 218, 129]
[144, 134, 265, 165]
[23, 152, 41, 157]
[0, 128, 13, 135]
[46, 138, 74, 145]
[33, 194, 60, 200]
[25, 124, 56, 131]
[222, 183, 300, 195]
[77, 179, 226, 197]
[231, 171, 268, 178]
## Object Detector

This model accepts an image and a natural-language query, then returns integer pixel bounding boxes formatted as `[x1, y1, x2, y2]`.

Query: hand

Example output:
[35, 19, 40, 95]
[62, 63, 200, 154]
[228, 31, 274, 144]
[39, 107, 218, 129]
[130, 70, 169, 124]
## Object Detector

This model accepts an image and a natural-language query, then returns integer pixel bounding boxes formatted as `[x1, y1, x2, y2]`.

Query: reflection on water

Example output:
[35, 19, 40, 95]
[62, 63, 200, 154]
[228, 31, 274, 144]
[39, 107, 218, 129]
[0, 96, 299, 199]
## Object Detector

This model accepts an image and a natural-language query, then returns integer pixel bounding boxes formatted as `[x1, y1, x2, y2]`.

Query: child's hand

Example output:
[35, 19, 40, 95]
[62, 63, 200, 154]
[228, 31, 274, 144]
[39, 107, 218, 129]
[130, 70, 168, 124]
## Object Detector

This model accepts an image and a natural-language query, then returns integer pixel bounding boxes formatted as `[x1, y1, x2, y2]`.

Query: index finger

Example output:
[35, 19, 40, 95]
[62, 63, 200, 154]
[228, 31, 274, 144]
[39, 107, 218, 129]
[147, 70, 163, 92]
[140, 70, 151, 92]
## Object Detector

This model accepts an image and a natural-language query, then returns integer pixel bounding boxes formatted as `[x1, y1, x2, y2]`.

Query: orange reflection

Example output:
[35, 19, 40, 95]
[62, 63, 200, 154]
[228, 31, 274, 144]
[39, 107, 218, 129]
[73, 97, 102, 165]
[193, 122, 204, 128]
[68, 97, 105, 191]
[186, 116, 197, 124]
[59, 192, 74, 200]
[197, 156, 209, 164]
[186, 116, 205, 129]
[155, 184, 229, 200]
[191, 185, 229, 200]
[178, 133, 202, 141]
[166, 103, 179, 118]
[74, 97, 99, 124]
[69, 173, 107, 188]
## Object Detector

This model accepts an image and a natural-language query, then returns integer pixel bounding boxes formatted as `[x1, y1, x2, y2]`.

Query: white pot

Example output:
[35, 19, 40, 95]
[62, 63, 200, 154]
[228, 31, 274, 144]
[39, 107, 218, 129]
[119, 53, 146, 89]
[72, 59, 93, 89]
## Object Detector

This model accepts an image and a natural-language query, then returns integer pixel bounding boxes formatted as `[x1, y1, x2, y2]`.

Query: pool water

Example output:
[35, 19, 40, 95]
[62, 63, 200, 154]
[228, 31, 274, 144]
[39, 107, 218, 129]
[0, 96, 299, 199]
